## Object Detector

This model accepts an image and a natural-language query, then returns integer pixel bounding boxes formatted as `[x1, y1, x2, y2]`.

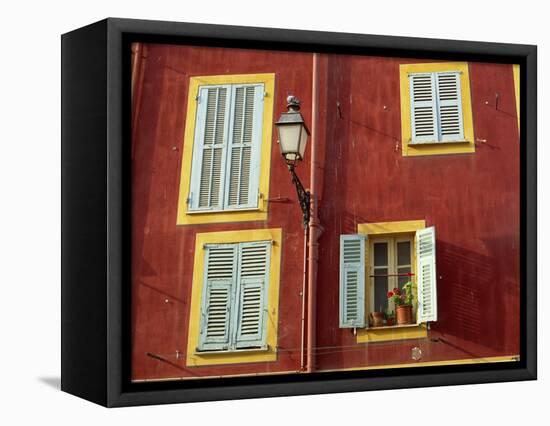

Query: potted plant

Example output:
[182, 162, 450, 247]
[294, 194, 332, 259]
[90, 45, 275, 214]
[369, 307, 385, 327]
[387, 281, 414, 325]
[385, 310, 395, 326]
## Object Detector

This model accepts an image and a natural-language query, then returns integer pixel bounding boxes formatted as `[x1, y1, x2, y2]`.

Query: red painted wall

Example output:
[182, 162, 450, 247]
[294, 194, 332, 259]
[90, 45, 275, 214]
[314, 56, 519, 370]
[131, 44, 519, 381]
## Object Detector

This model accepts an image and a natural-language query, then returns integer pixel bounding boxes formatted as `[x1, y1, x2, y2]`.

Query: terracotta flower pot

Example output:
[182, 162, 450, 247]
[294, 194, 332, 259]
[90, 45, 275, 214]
[386, 317, 395, 326]
[370, 312, 385, 327]
[396, 305, 413, 325]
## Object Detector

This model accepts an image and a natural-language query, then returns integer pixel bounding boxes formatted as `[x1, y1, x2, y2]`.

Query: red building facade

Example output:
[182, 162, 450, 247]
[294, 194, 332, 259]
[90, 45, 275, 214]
[131, 43, 519, 381]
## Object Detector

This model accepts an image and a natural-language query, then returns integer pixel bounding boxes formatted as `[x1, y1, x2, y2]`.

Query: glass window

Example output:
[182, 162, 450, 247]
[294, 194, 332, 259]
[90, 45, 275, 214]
[370, 236, 413, 315]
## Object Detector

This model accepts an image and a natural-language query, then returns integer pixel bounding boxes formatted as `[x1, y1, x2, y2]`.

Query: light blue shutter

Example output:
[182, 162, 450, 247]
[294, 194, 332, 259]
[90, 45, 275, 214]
[436, 72, 464, 142]
[416, 227, 438, 323]
[339, 235, 366, 328]
[410, 73, 438, 143]
[188, 85, 231, 210]
[234, 241, 270, 348]
[198, 244, 238, 351]
[225, 84, 264, 209]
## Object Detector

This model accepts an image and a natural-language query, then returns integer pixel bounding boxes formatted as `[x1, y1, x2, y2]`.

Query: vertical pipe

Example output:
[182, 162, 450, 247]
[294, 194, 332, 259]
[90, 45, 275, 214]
[131, 42, 141, 102]
[300, 226, 308, 370]
[306, 53, 321, 373]
[131, 43, 147, 160]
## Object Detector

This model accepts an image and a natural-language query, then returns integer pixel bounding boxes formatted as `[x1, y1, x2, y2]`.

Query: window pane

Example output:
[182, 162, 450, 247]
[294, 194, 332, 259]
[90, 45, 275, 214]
[373, 242, 388, 266]
[374, 268, 388, 313]
[397, 241, 411, 266]
[397, 266, 411, 290]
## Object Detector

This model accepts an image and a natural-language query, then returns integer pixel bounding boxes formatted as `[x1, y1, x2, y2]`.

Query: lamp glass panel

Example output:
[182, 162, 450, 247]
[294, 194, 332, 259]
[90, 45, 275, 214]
[277, 123, 302, 155]
[298, 126, 308, 160]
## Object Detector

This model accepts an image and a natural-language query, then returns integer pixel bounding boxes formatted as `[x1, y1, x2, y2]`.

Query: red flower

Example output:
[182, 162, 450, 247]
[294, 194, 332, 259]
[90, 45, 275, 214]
[387, 291, 394, 298]
[393, 288, 401, 295]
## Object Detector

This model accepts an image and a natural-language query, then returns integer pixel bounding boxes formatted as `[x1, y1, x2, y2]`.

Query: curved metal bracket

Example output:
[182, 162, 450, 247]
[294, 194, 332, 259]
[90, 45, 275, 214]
[288, 164, 311, 228]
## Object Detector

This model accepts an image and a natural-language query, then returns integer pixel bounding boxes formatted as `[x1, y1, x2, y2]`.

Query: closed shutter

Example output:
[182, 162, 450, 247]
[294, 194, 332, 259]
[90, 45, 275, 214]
[339, 235, 366, 328]
[235, 241, 270, 348]
[436, 72, 464, 142]
[416, 227, 438, 323]
[225, 84, 264, 209]
[410, 73, 438, 143]
[189, 85, 231, 210]
[198, 244, 238, 351]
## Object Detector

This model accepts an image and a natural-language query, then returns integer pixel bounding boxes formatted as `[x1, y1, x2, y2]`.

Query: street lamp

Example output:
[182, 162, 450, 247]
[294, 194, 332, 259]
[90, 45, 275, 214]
[275, 96, 311, 228]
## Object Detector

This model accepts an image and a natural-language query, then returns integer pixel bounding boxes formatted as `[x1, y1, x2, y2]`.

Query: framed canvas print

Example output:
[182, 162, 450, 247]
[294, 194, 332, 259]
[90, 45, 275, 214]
[61, 18, 537, 407]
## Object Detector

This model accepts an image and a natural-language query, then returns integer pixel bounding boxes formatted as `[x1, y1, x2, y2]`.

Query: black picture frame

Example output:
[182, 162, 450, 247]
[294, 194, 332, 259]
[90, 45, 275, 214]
[61, 17, 537, 407]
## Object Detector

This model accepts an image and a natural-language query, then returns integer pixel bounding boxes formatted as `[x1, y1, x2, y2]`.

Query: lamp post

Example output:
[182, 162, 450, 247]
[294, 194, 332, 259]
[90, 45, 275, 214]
[275, 96, 311, 228]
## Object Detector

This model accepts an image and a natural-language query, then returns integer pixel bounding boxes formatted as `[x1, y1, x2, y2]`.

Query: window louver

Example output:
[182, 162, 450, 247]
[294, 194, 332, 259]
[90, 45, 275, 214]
[436, 72, 463, 141]
[189, 83, 264, 212]
[410, 74, 437, 141]
[198, 241, 270, 351]
[227, 86, 256, 208]
[199, 245, 237, 351]
[235, 242, 270, 348]
[409, 71, 464, 143]
[339, 235, 366, 328]
[198, 87, 228, 209]
[416, 226, 438, 323]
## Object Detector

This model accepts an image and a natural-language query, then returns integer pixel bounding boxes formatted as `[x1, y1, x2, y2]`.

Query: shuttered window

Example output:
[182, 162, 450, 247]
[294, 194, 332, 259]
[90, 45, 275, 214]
[339, 227, 438, 329]
[409, 71, 464, 143]
[339, 235, 366, 328]
[189, 83, 264, 212]
[198, 241, 270, 352]
[415, 227, 438, 323]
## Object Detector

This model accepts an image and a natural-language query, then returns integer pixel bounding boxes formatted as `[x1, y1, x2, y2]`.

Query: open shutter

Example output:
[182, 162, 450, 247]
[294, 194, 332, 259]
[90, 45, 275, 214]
[234, 241, 270, 349]
[189, 85, 231, 210]
[410, 73, 438, 143]
[198, 244, 237, 351]
[225, 84, 264, 209]
[416, 227, 438, 323]
[436, 72, 464, 142]
[339, 235, 366, 328]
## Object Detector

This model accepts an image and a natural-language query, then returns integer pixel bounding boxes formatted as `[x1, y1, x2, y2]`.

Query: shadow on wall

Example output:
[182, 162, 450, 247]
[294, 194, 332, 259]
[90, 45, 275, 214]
[435, 237, 519, 354]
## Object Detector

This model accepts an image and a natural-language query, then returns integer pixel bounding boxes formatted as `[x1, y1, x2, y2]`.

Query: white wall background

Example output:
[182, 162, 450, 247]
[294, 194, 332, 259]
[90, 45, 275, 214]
[0, 0, 545, 424]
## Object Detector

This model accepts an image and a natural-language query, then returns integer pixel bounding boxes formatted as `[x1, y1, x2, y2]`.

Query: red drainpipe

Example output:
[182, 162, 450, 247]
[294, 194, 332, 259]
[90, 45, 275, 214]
[306, 52, 321, 373]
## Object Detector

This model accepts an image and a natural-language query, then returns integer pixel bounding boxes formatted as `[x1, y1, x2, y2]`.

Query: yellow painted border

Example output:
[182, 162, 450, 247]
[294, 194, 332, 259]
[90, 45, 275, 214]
[356, 220, 427, 343]
[358, 220, 426, 236]
[177, 74, 275, 225]
[132, 355, 519, 382]
[399, 62, 475, 157]
[186, 228, 281, 366]
[513, 64, 520, 131]
[317, 355, 519, 374]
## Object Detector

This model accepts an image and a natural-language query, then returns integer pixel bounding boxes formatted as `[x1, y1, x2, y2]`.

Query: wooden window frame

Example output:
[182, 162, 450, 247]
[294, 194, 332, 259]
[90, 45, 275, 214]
[356, 220, 429, 343]
[197, 241, 271, 352]
[399, 62, 475, 157]
[186, 228, 282, 366]
[369, 236, 414, 315]
[177, 74, 275, 225]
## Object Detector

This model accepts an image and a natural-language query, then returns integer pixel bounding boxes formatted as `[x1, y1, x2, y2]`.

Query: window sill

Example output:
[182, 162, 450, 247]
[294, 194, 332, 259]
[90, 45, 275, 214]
[367, 323, 420, 330]
[186, 207, 262, 215]
[177, 206, 268, 225]
[195, 345, 270, 355]
[408, 139, 470, 146]
[356, 323, 427, 343]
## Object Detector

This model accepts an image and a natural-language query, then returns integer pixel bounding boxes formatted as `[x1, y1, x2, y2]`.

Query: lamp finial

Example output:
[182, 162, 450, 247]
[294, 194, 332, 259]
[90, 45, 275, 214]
[286, 95, 301, 111]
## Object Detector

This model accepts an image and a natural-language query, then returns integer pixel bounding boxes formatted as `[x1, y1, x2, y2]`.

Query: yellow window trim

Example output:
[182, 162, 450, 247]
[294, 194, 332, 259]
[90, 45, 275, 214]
[356, 219, 427, 343]
[399, 62, 475, 157]
[513, 64, 520, 131]
[317, 355, 520, 373]
[133, 355, 519, 382]
[186, 228, 281, 366]
[176, 73, 275, 225]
